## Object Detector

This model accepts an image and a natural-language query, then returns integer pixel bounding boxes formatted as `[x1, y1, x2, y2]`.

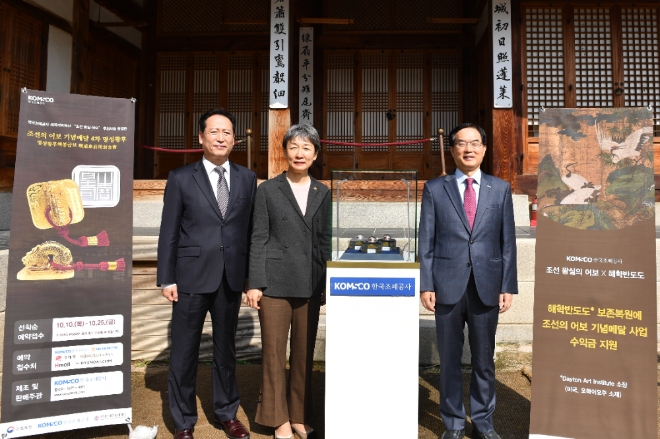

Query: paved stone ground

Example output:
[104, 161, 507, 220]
[31, 357, 660, 439]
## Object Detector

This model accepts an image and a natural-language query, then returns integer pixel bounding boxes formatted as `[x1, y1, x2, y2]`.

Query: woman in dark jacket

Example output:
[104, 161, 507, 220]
[245, 124, 331, 439]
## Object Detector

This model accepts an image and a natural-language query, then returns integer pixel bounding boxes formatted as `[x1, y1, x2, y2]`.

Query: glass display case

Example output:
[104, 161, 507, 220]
[330, 170, 418, 262]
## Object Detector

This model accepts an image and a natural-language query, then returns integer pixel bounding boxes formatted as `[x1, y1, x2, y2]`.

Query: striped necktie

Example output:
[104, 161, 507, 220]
[215, 166, 229, 217]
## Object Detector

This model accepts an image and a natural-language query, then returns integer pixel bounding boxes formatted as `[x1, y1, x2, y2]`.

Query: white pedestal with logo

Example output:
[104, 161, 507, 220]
[325, 261, 420, 439]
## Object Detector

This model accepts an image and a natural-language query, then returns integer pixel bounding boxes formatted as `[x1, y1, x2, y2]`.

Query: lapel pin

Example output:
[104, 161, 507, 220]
[487, 185, 491, 188]
[313, 186, 318, 191]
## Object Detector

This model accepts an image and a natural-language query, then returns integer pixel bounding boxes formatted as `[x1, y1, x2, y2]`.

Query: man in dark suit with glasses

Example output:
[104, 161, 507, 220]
[419, 122, 518, 439]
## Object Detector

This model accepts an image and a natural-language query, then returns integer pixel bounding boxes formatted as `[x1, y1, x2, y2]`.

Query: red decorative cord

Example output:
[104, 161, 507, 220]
[320, 137, 437, 147]
[49, 258, 126, 272]
[45, 207, 110, 247]
[139, 140, 244, 153]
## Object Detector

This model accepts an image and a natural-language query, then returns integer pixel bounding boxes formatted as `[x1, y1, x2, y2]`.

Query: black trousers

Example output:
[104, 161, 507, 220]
[168, 273, 242, 430]
[434, 272, 500, 433]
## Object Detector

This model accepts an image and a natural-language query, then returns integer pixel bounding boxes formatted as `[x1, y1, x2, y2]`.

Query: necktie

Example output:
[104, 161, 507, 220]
[464, 178, 476, 229]
[215, 166, 229, 217]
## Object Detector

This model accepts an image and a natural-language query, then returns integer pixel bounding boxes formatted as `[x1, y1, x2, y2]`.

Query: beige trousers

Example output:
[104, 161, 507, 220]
[255, 295, 322, 427]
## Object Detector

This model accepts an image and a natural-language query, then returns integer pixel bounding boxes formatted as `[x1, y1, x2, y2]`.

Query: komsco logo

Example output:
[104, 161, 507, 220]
[27, 95, 54, 103]
[329, 276, 416, 297]
[53, 378, 79, 385]
[37, 421, 62, 428]
[333, 282, 371, 291]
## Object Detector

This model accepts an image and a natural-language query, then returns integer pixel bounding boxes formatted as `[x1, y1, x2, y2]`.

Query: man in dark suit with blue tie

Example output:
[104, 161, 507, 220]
[419, 123, 518, 439]
[157, 109, 256, 439]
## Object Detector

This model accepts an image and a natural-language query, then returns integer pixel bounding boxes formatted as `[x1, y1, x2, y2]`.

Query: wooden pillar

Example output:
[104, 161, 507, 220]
[490, 0, 523, 189]
[138, 0, 157, 179]
[491, 109, 517, 187]
[70, 0, 90, 94]
[268, 109, 290, 178]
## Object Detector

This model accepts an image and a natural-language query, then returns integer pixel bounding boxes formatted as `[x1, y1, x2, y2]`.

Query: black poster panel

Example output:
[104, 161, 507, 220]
[530, 108, 657, 439]
[0, 90, 134, 436]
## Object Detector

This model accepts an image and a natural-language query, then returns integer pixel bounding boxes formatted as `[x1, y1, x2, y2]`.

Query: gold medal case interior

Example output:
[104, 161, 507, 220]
[331, 170, 417, 262]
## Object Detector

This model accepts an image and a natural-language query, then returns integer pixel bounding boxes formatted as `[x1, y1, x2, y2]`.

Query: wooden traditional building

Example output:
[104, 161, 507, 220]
[0, 0, 658, 197]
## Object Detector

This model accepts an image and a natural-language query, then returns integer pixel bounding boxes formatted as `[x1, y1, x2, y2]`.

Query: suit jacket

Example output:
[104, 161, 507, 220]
[157, 160, 257, 293]
[248, 173, 331, 298]
[419, 171, 518, 306]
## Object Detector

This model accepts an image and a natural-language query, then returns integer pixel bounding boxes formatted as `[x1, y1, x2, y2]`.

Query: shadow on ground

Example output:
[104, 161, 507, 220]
[418, 369, 531, 439]
[36, 364, 540, 439]
[28, 364, 660, 439]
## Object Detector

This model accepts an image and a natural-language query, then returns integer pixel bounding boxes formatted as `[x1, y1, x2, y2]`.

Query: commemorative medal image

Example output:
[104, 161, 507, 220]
[360, 235, 382, 253]
[17, 241, 75, 280]
[381, 234, 396, 252]
[27, 179, 84, 229]
[26, 178, 109, 247]
[17, 241, 126, 281]
[348, 234, 365, 250]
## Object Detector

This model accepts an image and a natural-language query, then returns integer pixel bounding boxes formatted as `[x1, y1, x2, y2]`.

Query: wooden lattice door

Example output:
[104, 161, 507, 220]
[323, 50, 461, 179]
[154, 51, 267, 178]
[357, 52, 390, 171]
[522, 4, 660, 176]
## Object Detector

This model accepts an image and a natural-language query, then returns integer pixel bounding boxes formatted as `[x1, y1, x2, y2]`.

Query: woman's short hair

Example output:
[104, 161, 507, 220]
[282, 124, 321, 153]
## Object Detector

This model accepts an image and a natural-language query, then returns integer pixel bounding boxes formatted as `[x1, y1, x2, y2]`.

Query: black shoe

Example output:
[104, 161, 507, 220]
[174, 429, 194, 439]
[472, 430, 501, 439]
[441, 430, 465, 439]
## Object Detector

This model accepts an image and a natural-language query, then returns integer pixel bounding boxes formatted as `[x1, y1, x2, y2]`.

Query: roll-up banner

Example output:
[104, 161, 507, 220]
[530, 108, 657, 438]
[0, 90, 134, 436]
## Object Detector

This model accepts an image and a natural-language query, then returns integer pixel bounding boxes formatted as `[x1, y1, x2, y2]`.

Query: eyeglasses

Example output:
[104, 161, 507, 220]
[205, 130, 233, 138]
[454, 140, 483, 149]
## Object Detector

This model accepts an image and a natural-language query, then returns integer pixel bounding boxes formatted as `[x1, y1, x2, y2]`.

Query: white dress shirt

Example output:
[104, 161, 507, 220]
[202, 156, 231, 196]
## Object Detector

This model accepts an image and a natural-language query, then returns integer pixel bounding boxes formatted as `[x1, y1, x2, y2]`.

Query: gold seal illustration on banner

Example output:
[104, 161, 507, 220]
[17, 241, 126, 281]
[17, 241, 74, 280]
[27, 179, 84, 229]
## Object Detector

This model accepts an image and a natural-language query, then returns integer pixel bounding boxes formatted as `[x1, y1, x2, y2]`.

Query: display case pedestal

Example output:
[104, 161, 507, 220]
[325, 261, 420, 439]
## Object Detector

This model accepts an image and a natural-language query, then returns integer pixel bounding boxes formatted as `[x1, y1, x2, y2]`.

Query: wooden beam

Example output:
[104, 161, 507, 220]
[90, 24, 141, 56]
[152, 32, 473, 52]
[223, 20, 269, 25]
[71, 0, 90, 95]
[93, 21, 147, 28]
[298, 17, 354, 25]
[427, 18, 479, 24]
[92, 0, 145, 24]
[154, 35, 269, 52]
[314, 34, 469, 50]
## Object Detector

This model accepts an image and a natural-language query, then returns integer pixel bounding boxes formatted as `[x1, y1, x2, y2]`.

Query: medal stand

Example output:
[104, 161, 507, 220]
[326, 170, 419, 439]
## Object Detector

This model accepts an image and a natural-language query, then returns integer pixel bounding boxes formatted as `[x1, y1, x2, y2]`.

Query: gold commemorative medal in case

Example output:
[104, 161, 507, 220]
[348, 234, 365, 250]
[381, 234, 396, 251]
[360, 236, 383, 253]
